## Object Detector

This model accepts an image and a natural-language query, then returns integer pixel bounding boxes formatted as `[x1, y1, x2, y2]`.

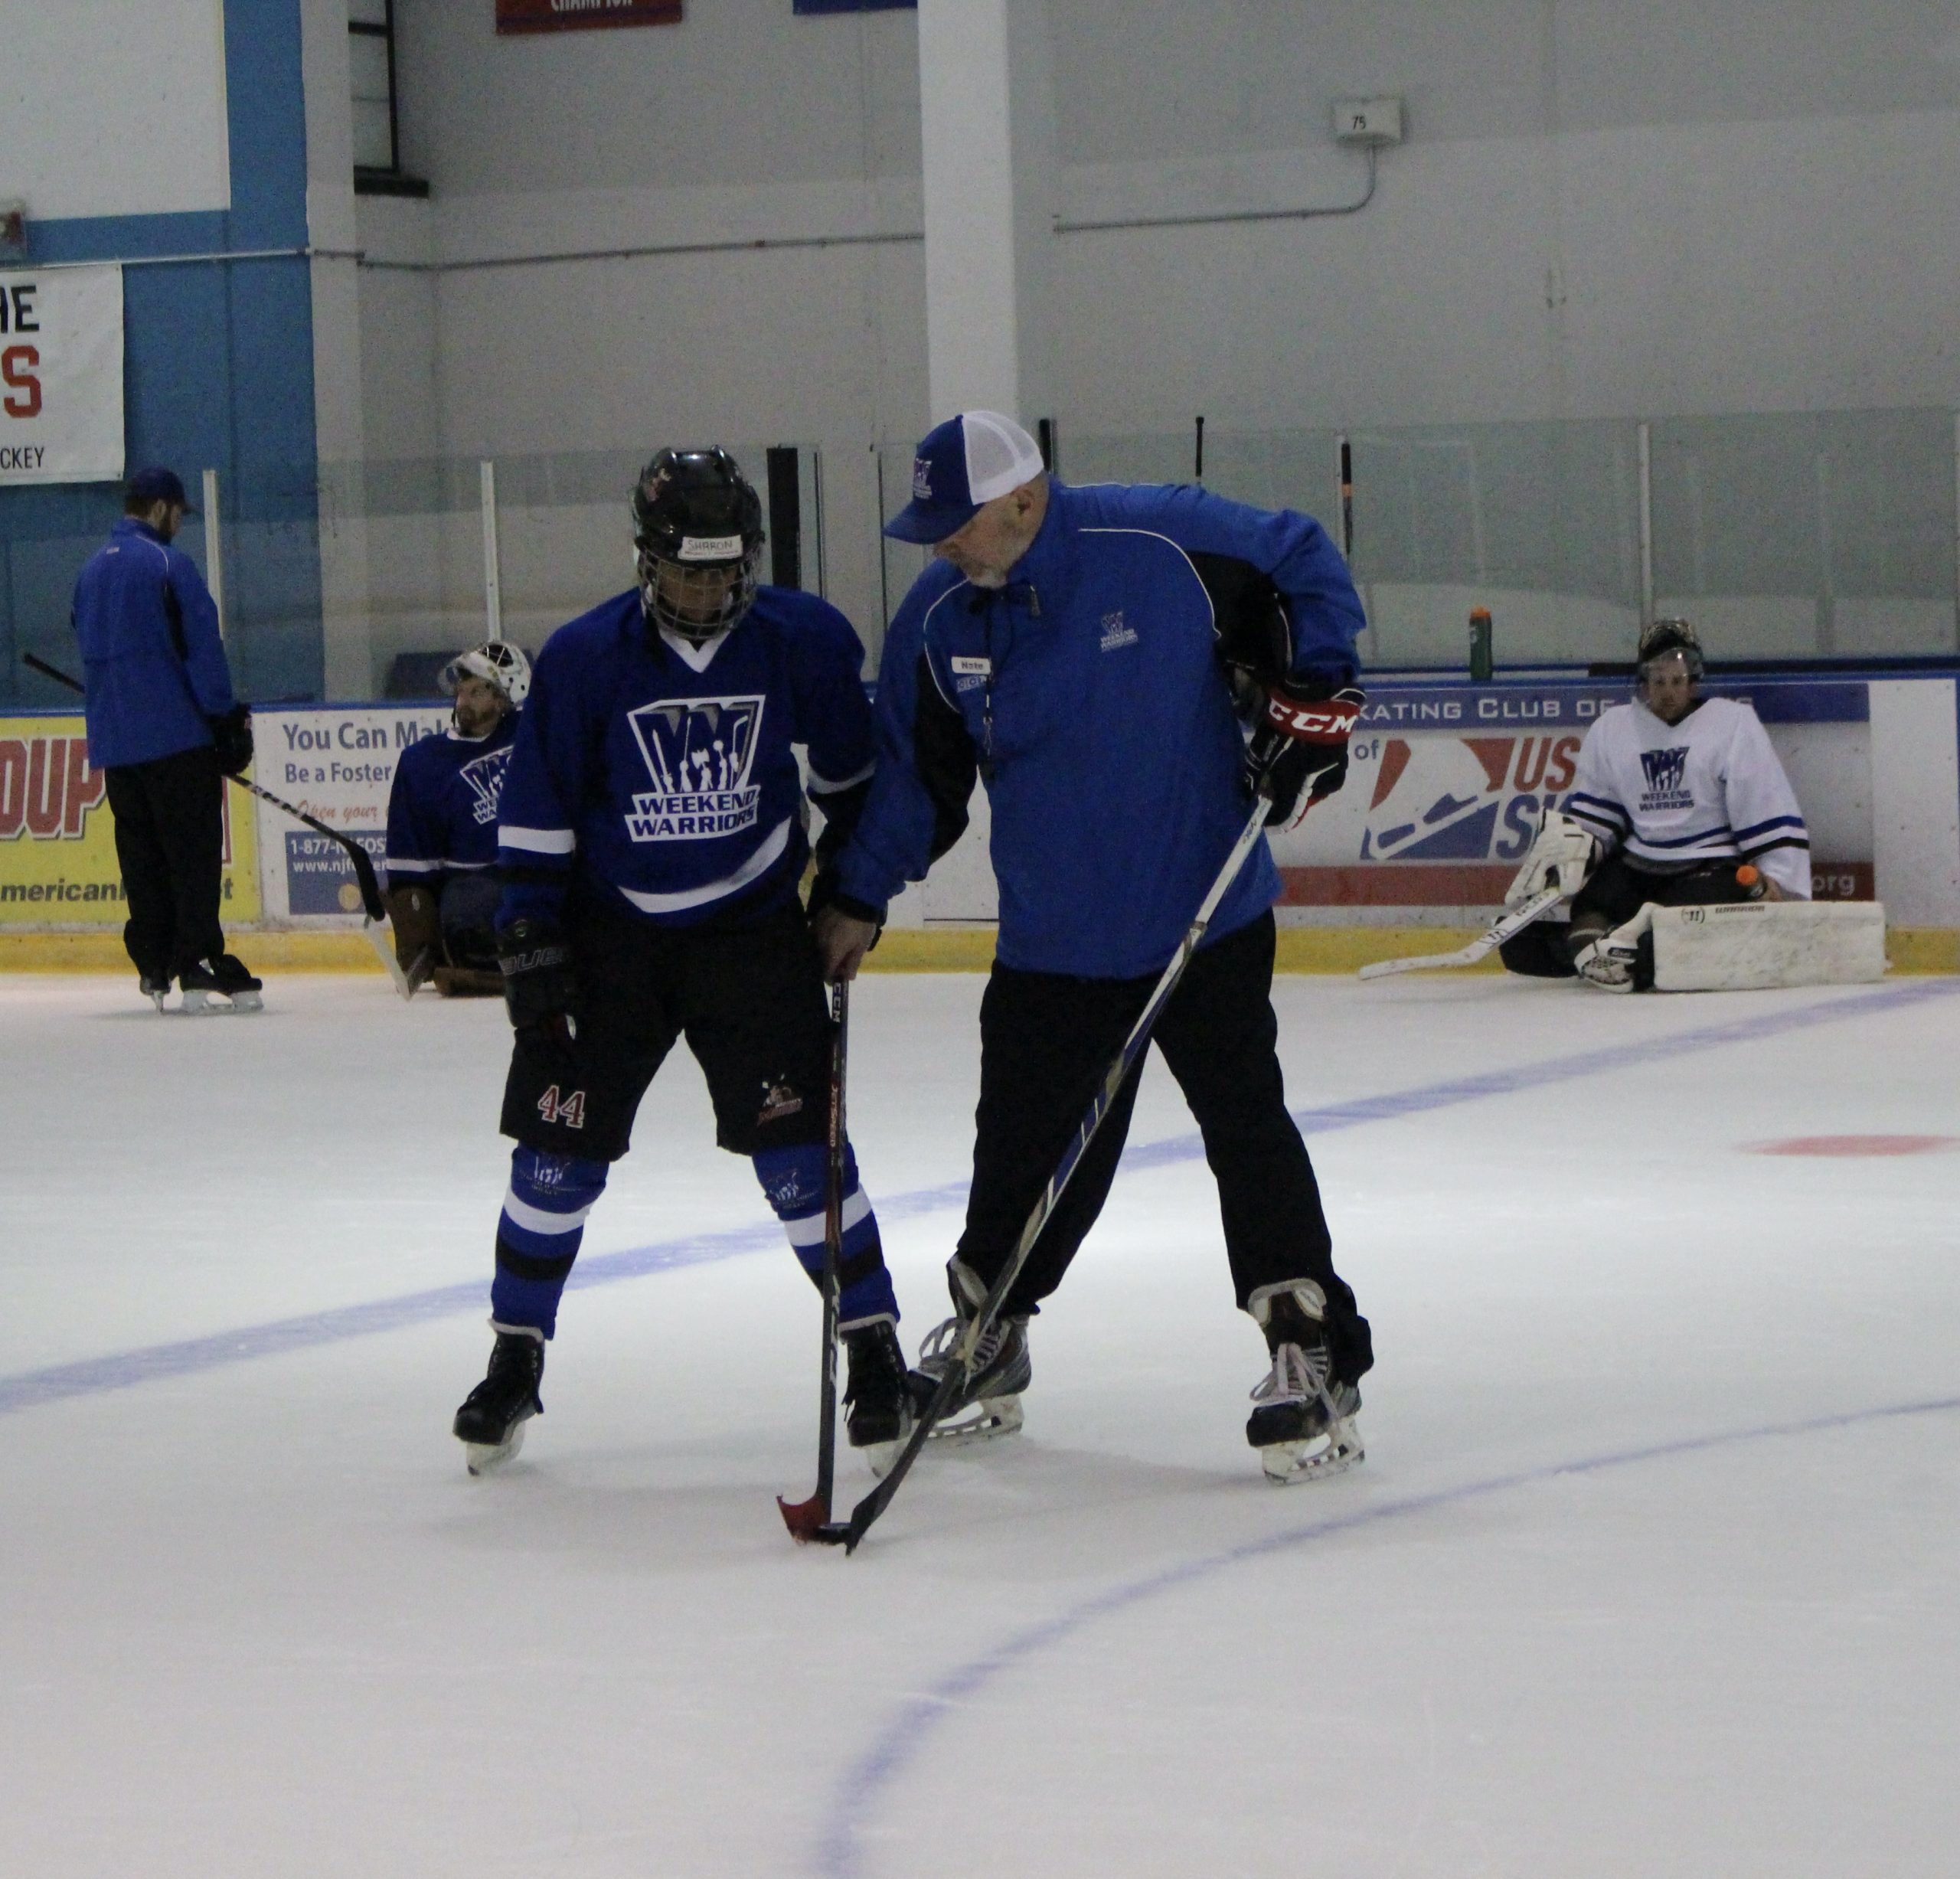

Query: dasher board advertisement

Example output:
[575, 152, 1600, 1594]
[0, 265, 124, 485]
[0, 712, 259, 926]
[251, 704, 447, 921]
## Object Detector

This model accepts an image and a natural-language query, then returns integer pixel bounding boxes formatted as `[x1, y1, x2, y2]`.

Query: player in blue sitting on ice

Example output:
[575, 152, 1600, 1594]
[384, 640, 528, 996]
[450, 447, 914, 1475]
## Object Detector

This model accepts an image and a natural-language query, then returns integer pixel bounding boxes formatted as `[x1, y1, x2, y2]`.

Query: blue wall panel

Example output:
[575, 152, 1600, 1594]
[1, 0, 322, 709]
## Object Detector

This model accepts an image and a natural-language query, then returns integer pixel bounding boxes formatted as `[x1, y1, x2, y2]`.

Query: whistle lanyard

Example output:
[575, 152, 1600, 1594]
[976, 582, 1037, 781]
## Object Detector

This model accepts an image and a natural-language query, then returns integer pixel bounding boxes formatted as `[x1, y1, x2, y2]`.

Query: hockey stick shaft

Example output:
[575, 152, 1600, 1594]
[779, 981, 850, 1542]
[841, 799, 1272, 1551]
[24, 652, 390, 923]
[1357, 884, 1565, 981]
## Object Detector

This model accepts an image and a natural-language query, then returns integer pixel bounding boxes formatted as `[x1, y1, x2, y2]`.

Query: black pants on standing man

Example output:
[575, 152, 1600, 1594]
[953, 909, 1374, 1388]
[103, 744, 228, 983]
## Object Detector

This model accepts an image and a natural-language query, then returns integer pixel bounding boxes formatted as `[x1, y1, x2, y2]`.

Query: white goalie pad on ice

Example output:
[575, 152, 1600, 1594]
[1647, 900, 1886, 992]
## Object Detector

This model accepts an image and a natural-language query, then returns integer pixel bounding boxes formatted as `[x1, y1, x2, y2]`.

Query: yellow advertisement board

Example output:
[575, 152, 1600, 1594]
[0, 714, 261, 927]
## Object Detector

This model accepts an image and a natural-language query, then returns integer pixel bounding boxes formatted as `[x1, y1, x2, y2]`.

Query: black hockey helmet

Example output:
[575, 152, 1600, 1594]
[631, 448, 766, 645]
[1637, 616, 1704, 681]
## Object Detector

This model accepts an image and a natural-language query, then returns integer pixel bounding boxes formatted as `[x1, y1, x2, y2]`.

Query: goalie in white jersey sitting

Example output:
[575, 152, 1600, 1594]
[1499, 618, 1811, 991]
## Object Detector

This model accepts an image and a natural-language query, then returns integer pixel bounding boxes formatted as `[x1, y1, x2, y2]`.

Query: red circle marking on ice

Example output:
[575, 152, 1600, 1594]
[1746, 1135, 1958, 1157]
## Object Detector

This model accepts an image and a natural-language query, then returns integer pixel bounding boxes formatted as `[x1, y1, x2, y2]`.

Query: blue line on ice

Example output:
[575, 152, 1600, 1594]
[811, 1390, 1960, 1879]
[2, 975, 1952, 1417]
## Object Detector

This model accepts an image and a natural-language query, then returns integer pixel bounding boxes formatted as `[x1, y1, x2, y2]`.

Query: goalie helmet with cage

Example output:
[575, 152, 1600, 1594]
[632, 447, 766, 647]
[440, 640, 531, 710]
[1637, 616, 1704, 682]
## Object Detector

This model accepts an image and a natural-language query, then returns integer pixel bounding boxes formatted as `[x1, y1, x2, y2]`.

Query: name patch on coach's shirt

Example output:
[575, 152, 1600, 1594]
[950, 655, 991, 676]
[623, 694, 765, 841]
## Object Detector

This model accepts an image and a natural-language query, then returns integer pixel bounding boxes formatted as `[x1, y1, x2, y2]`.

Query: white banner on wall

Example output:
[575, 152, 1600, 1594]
[0, 264, 124, 485]
[251, 704, 448, 922]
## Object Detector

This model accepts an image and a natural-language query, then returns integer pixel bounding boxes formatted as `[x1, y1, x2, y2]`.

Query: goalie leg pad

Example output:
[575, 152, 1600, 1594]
[1648, 900, 1887, 992]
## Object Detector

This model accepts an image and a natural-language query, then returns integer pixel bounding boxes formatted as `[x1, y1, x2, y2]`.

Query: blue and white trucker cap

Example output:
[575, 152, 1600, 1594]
[883, 410, 1046, 544]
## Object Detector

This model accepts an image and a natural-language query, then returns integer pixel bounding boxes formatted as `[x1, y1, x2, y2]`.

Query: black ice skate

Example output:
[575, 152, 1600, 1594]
[139, 972, 171, 1013]
[841, 1321, 914, 1479]
[1246, 1283, 1363, 1485]
[453, 1327, 544, 1475]
[911, 1263, 1031, 1444]
[178, 953, 263, 1015]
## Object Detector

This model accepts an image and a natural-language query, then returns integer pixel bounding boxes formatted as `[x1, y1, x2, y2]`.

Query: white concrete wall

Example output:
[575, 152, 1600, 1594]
[329, 0, 1960, 680]
[0, 0, 230, 219]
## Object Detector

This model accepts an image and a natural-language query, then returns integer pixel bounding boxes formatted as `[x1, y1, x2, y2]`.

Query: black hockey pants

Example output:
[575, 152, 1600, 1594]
[103, 745, 228, 982]
[954, 910, 1372, 1386]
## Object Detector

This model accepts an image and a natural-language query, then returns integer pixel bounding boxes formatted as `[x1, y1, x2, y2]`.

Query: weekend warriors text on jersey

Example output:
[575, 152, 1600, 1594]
[1564, 695, 1811, 898]
[495, 587, 874, 927]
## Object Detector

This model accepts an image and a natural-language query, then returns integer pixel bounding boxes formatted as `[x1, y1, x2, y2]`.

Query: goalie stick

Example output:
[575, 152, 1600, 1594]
[777, 982, 851, 1544]
[24, 652, 418, 998]
[823, 797, 1274, 1554]
[1357, 884, 1565, 981]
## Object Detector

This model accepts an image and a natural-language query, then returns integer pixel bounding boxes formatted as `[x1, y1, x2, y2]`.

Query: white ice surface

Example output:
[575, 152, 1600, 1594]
[2, 969, 1958, 1878]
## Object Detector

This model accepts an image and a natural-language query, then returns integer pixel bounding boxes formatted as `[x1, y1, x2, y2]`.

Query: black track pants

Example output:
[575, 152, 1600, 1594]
[103, 746, 227, 980]
[954, 910, 1372, 1384]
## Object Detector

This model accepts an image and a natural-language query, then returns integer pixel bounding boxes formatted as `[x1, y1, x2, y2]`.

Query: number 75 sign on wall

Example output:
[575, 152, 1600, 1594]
[0, 263, 123, 485]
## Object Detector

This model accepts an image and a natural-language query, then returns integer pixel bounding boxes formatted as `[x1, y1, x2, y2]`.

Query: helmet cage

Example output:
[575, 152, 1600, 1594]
[1636, 618, 1704, 690]
[440, 640, 531, 711]
[635, 543, 762, 647]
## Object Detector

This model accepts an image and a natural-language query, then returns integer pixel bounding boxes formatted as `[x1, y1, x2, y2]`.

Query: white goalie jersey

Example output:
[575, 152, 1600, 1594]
[1564, 697, 1812, 899]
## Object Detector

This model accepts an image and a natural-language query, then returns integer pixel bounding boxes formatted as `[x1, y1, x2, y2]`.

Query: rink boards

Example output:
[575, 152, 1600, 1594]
[3, 673, 1958, 939]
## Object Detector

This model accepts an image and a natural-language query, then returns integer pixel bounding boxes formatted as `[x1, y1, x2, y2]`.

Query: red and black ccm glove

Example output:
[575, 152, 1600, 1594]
[1243, 682, 1365, 826]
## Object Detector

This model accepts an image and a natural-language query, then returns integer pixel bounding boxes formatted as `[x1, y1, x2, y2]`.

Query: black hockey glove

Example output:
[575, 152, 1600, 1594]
[1243, 681, 1365, 827]
[496, 918, 579, 1047]
[207, 704, 253, 779]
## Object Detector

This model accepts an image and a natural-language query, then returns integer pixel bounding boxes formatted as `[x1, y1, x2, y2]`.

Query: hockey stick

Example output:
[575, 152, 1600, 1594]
[1356, 884, 1565, 981]
[24, 652, 415, 992]
[835, 798, 1273, 1554]
[778, 982, 851, 1543]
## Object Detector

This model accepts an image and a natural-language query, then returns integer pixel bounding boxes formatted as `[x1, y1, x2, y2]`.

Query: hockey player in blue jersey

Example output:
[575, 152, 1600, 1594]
[814, 411, 1374, 1485]
[384, 641, 528, 995]
[451, 449, 913, 1475]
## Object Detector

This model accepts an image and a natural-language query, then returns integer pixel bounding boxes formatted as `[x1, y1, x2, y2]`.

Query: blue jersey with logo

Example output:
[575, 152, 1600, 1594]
[496, 587, 874, 929]
[385, 716, 518, 890]
[835, 479, 1364, 978]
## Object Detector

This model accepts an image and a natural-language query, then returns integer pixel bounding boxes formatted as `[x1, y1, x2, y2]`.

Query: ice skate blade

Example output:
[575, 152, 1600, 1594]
[1260, 1420, 1364, 1485]
[926, 1395, 1024, 1446]
[178, 989, 263, 1015]
[462, 1423, 527, 1476]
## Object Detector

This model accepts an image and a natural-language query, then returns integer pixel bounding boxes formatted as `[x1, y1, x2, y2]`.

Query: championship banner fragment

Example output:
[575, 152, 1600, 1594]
[496, 0, 681, 32]
[0, 264, 123, 485]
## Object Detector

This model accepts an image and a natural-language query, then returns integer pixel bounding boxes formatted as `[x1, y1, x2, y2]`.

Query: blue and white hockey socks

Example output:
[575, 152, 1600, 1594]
[491, 1145, 610, 1338]
[751, 1140, 897, 1329]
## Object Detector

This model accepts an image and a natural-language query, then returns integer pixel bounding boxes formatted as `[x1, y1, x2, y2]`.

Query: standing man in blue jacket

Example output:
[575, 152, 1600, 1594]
[71, 467, 259, 1013]
[813, 411, 1373, 1485]
[448, 448, 916, 1477]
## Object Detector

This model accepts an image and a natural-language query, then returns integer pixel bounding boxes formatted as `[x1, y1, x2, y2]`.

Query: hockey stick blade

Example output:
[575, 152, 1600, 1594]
[776, 1492, 851, 1546]
[1357, 885, 1565, 980]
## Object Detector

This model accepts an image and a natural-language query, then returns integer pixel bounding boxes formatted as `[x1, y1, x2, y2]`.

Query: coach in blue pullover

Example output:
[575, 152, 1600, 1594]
[71, 467, 256, 1005]
[815, 411, 1375, 1485]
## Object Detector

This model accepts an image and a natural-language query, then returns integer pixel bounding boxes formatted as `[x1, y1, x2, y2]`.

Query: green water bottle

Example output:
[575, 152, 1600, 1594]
[1468, 606, 1494, 681]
